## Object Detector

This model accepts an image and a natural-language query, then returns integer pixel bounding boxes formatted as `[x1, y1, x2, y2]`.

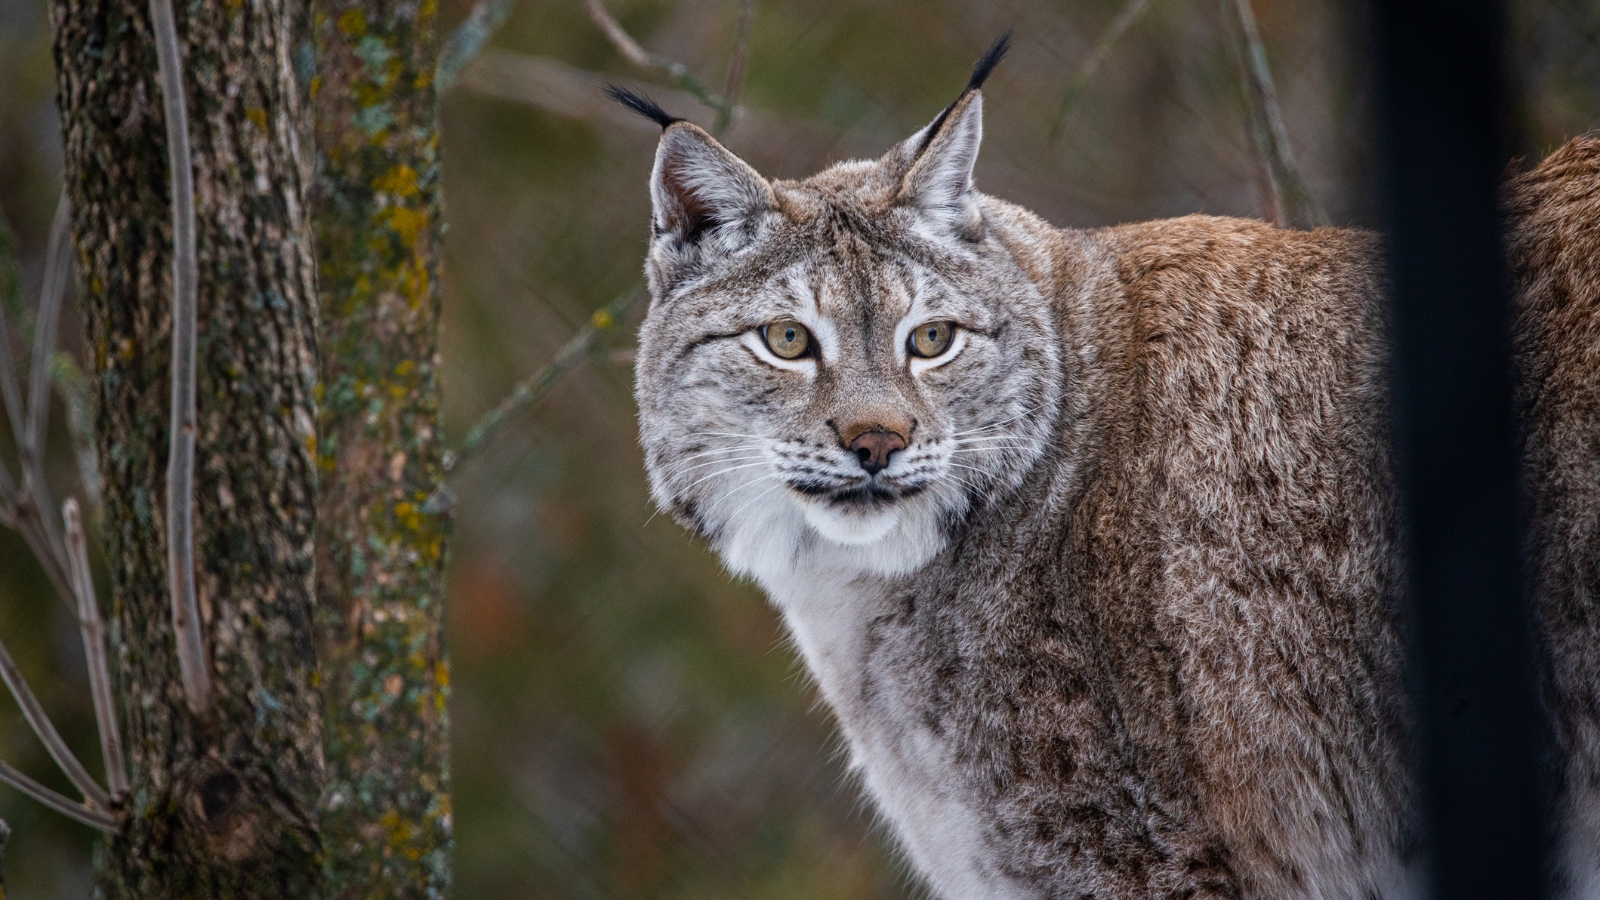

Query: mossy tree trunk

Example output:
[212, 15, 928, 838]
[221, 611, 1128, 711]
[309, 1, 454, 897]
[51, 0, 327, 895]
[51, 0, 454, 895]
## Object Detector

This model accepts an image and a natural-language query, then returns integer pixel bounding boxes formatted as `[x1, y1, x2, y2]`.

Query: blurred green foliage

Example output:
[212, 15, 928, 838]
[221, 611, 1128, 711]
[1, 0, 1598, 896]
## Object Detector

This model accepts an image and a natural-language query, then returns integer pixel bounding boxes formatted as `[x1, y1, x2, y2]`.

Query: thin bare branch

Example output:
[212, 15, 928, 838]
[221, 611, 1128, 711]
[0, 210, 27, 450]
[442, 285, 644, 479]
[15, 193, 73, 580]
[55, 359, 102, 511]
[0, 629, 111, 810]
[0, 297, 24, 451]
[1050, 0, 1156, 142]
[64, 499, 127, 798]
[0, 299, 76, 604]
[149, 0, 213, 716]
[0, 761, 116, 832]
[436, 0, 518, 92]
[0, 507, 76, 612]
[718, 0, 756, 133]
[585, 0, 730, 117]
[1224, 0, 1325, 228]
[24, 194, 71, 468]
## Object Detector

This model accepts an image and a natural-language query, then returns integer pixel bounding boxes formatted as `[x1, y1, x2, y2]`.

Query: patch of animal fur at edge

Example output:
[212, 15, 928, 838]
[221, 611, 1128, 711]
[617, 35, 1600, 900]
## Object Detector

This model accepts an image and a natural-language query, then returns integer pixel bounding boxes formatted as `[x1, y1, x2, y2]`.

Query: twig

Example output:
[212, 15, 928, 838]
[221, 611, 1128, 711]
[0, 631, 111, 811]
[17, 194, 73, 571]
[149, 0, 212, 716]
[54, 358, 102, 512]
[585, 0, 730, 117]
[436, 0, 519, 92]
[442, 286, 643, 478]
[1223, 0, 1325, 228]
[24, 194, 71, 470]
[718, 0, 756, 133]
[0, 761, 115, 832]
[0, 306, 26, 479]
[0, 203, 78, 612]
[1050, 0, 1156, 142]
[64, 499, 127, 798]
[0, 219, 25, 444]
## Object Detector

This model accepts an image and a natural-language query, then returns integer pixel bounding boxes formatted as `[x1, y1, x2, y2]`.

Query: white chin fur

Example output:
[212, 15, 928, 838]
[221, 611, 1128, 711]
[801, 499, 903, 545]
[716, 487, 949, 588]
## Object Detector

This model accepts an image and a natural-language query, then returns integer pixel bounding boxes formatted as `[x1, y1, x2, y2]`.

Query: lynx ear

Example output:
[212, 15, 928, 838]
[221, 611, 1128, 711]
[895, 91, 984, 237]
[892, 33, 1008, 239]
[650, 124, 774, 249]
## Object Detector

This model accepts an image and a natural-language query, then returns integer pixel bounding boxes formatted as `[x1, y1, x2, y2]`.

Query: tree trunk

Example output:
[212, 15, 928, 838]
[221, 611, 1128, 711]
[310, 2, 454, 897]
[51, 0, 327, 895]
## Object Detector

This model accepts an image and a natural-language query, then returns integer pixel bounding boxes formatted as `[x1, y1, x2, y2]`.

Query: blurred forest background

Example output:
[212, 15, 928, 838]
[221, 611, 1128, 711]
[0, 0, 1597, 896]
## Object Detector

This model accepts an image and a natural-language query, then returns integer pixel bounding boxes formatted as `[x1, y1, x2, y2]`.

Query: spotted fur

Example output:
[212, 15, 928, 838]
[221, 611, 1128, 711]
[627, 70, 1600, 897]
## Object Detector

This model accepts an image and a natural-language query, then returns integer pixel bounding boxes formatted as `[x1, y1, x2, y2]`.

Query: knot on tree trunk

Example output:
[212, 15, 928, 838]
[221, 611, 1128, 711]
[173, 756, 318, 867]
[97, 754, 324, 897]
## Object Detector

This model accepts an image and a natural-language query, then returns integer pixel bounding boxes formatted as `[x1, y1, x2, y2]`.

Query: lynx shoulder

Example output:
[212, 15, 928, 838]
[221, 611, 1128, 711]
[621, 46, 1600, 899]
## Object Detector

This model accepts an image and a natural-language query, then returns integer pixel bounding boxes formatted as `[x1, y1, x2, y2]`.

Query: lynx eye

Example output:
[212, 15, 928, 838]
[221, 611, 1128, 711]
[908, 321, 955, 358]
[763, 319, 813, 360]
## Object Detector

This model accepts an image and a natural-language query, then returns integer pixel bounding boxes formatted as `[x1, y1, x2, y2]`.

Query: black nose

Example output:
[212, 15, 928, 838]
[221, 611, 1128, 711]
[849, 429, 907, 475]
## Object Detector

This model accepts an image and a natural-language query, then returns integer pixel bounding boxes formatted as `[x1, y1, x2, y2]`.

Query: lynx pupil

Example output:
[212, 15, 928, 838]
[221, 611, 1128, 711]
[764, 319, 811, 359]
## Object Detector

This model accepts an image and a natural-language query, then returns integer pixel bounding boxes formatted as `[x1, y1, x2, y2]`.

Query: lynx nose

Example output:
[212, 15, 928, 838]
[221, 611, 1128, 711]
[849, 429, 907, 476]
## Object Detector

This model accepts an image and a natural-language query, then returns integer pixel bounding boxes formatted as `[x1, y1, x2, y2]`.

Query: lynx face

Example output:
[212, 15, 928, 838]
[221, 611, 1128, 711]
[633, 93, 1060, 584]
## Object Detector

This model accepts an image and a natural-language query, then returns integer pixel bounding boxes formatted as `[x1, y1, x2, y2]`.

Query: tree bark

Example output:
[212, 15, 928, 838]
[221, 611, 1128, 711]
[310, 1, 454, 897]
[51, 0, 327, 895]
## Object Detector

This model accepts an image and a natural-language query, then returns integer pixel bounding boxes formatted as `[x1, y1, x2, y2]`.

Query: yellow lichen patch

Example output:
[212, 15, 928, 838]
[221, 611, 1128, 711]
[246, 107, 268, 131]
[399, 259, 431, 309]
[434, 660, 450, 689]
[354, 82, 382, 109]
[385, 206, 428, 249]
[592, 309, 615, 329]
[374, 165, 420, 198]
[395, 359, 416, 378]
[380, 809, 413, 847]
[338, 8, 366, 36]
[394, 501, 422, 532]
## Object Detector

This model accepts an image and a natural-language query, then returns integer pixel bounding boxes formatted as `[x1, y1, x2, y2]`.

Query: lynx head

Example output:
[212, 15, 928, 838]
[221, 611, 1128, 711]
[627, 37, 1062, 586]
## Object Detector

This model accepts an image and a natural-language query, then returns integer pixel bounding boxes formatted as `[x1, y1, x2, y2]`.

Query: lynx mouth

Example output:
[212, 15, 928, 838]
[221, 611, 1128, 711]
[787, 478, 927, 507]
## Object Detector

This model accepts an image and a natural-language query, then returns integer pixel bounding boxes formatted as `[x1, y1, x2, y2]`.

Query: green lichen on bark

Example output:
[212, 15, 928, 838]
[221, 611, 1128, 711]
[310, 0, 453, 896]
[51, 0, 326, 895]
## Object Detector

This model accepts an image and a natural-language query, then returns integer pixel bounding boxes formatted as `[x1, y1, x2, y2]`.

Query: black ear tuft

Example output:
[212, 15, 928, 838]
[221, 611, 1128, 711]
[604, 84, 683, 129]
[916, 33, 1012, 156]
[967, 31, 1011, 93]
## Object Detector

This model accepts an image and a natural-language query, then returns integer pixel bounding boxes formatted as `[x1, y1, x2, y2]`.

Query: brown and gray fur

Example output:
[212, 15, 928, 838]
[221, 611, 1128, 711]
[625, 56, 1600, 897]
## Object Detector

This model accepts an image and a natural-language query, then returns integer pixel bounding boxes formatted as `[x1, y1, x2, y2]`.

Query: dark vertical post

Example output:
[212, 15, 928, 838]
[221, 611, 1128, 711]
[1370, 2, 1547, 897]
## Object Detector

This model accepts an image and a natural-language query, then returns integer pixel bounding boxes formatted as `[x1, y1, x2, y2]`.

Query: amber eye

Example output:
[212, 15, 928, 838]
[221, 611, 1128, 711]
[763, 319, 812, 360]
[908, 321, 954, 358]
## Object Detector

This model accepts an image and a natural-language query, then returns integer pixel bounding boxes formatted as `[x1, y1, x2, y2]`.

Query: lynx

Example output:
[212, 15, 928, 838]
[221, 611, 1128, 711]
[621, 39, 1600, 899]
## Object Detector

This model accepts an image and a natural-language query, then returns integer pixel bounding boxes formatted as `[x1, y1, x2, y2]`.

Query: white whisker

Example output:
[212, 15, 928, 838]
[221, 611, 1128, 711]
[951, 400, 1051, 437]
[686, 430, 777, 442]
[722, 477, 790, 525]
[658, 453, 769, 480]
[678, 460, 773, 494]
